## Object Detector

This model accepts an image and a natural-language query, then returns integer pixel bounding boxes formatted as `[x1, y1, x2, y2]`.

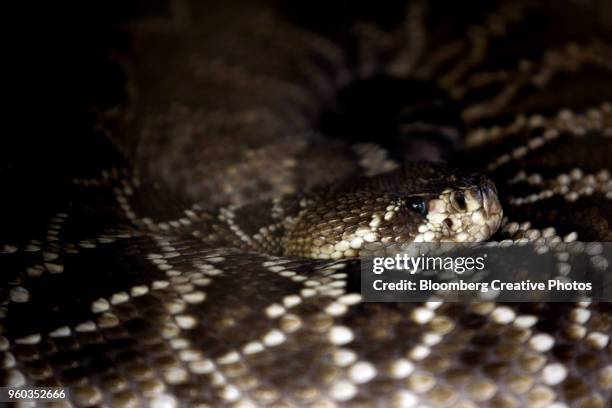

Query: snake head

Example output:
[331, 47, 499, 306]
[283, 164, 503, 259]
[416, 171, 503, 243]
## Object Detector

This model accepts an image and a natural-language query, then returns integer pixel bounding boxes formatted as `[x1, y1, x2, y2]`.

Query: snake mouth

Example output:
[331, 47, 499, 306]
[418, 179, 503, 242]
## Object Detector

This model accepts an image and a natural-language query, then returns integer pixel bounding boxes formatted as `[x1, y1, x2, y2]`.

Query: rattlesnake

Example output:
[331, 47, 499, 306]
[1, 0, 612, 406]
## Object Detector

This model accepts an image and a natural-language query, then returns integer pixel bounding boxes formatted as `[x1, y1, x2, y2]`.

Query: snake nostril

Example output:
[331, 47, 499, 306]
[481, 184, 502, 216]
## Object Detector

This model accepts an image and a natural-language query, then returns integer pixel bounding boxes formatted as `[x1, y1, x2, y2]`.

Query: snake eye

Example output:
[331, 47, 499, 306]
[406, 197, 428, 216]
[451, 190, 467, 211]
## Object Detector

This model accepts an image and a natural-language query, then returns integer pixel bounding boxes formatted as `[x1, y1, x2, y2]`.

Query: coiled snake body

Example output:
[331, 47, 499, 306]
[2, 1, 612, 407]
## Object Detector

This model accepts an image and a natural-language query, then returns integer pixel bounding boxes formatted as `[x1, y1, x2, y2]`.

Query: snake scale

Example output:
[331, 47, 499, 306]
[2, 0, 612, 406]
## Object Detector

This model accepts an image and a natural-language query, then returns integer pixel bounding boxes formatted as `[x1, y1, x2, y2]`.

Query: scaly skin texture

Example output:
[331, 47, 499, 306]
[1, 1, 612, 407]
